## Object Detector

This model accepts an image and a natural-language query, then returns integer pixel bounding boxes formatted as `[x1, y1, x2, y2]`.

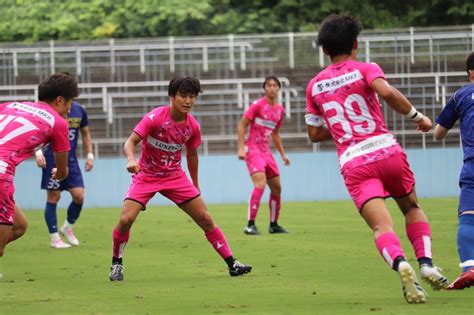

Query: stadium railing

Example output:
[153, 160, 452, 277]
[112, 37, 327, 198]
[0, 25, 472, 85]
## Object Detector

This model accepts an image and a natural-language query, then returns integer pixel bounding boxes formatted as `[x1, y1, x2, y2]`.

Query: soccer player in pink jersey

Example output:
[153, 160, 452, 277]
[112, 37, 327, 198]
[109, 77, 252, 281]
[237, 76, 290, 235]
[0, 73, 78, 271]
[305, 14, 448, 303]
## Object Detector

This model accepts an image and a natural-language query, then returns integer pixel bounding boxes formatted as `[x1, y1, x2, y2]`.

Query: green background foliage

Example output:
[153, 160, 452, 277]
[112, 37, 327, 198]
[0, 0, 472, 42]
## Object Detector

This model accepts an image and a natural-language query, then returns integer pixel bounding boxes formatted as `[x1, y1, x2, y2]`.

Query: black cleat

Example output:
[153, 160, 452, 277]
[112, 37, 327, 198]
[229, 260, 252, 277]
[244, 225, 261, 235]
[109, 263, 124, 281]
[268, 224, 289, 234]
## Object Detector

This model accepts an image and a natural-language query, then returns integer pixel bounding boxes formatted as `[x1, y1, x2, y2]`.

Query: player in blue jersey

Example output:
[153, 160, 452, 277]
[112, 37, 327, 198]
[35, 101, 94, 248]
[434, 51, 474, 290]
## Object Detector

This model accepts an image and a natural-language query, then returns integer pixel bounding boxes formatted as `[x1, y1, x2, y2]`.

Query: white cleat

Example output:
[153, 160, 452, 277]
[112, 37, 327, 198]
[420, 264, 450, 290]
[398, 261, 427, 304]
[51, 239, 72, 249]
[60, 226, 79, 246]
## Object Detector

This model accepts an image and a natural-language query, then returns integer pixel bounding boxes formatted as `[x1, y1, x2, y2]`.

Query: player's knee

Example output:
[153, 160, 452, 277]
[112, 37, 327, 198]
[119, 215, 135, 230]
[48, 194, 61, 203]
[73, 195, 84, 204]
[271, 185, 281, 195]
[198, 212, 214, 231]
[15, 222, 28, 238]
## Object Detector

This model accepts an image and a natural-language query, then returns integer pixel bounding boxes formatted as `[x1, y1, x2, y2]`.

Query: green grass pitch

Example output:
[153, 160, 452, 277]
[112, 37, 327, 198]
[1, 198, 473, 314]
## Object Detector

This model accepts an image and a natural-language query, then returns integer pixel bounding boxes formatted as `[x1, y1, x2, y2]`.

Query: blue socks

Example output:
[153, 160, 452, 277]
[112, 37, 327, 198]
[45, 201, 83, 233]
[458, 214, 474, 272]
[67, 201, 83, 224]
[44, 202, 58, 233]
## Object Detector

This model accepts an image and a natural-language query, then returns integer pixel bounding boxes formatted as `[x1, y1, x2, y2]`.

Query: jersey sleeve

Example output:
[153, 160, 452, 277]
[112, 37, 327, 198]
[133, 111, 155, 139]
[305, 80, 322, 115]
[436, 93, 458, 129]
[276, 106, 284, 129]
[79, 105, 89, 128]
[50, 117, 70, 153]
[363, 63, 386, 85]
[244, 101, 259, 121]
[186, 121, 202, 150]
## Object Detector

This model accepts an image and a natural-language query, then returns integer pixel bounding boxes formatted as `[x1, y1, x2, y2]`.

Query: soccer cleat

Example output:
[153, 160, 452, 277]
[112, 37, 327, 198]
[397, 261, 427, 304]
[244, 225, 261, 235]
[229, 260, 252, 277]
[268, 224, 289, 234]
[51, 239, 72, 249]
[420, 264, 449, 290]
[60, 226, 80, 246]
[109, 263, 124, 281]
[447, 268, 474, 290]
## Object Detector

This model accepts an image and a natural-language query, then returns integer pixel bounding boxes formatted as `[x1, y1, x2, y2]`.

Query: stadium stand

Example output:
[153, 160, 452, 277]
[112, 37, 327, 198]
[0, 25, 472, 156]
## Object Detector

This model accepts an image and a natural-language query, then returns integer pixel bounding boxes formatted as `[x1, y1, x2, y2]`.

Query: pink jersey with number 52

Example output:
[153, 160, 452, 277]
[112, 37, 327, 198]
[0, 101, 70, 182]
[306, 60, 402, 173]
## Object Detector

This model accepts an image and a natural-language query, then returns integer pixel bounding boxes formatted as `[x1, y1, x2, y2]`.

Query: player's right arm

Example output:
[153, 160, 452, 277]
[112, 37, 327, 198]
[305, 80, 333, 143]
[237, 116, 250, 160]
[124, 132, 142, 174]
[370, 78, 432, 132]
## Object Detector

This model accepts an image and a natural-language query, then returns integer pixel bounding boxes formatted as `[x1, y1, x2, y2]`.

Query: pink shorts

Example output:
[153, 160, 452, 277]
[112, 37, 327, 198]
[245, 150, 280, 178]
[124, 171, 200, 210]
[0, 179, 15, 225]
[343, 151, 415, 211]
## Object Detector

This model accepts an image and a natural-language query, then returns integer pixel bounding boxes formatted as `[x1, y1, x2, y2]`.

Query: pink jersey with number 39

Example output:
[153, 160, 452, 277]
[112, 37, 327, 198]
[306, 60, 402, 173]
[0, 101, 70, 182]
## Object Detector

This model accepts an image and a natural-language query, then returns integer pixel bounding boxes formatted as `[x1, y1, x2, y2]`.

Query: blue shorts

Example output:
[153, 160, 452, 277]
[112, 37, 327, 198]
[41, 163, 84, 191]
[459, 159, 474, 214]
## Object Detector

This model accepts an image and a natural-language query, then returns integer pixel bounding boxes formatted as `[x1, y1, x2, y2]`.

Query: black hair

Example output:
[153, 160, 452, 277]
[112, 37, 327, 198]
[466, 52, 474, 73]
[316, 13, 361, 58]
[262, 75, 281, 89]
[38, 73, 79, 102]
[168, 76, 202, 97]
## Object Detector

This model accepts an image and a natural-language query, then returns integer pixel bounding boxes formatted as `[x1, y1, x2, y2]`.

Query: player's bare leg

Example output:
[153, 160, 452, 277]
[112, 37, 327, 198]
[0, 205, 28, 280]
[245, 172, 266, 235]
[396, 189, 449, 290]
[267, 176, 288, 233]
[180, 196, 252, 276]
[59, 187, 84, 246]
[109, 199, 143, 281]
[361, 198, 426, 303]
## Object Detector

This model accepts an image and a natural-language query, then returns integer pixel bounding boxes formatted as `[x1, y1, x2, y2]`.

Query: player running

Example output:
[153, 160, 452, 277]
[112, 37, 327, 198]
[0, 73, 78, 271]
[237, 76, 290, 235]
[109, 76, 252, 281]
[305, 14, 449, 303]
[35, 101, 94, 248]
[434, 51, 474, 290]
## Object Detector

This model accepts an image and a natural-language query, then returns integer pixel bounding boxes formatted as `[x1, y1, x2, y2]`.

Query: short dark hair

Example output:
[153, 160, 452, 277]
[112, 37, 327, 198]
[168, 76, 202, 97]
[316, 13, 361, 58]
[466, 52, 474, 73]
[262, 75, 281, 89]
[38, 73, 79, 102]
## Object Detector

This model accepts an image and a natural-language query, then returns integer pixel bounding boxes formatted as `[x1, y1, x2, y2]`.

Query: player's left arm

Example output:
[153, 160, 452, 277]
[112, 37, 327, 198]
[434, 96, 458, 140]
[80, 126, 94, 172]
[186, 147, 200, 192]
[370, 78, 432, 132]
[271, 128, 290, 166]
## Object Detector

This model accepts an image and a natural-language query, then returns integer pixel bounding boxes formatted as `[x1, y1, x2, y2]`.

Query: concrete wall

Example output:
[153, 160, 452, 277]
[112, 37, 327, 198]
[14, 148, 462, 210]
